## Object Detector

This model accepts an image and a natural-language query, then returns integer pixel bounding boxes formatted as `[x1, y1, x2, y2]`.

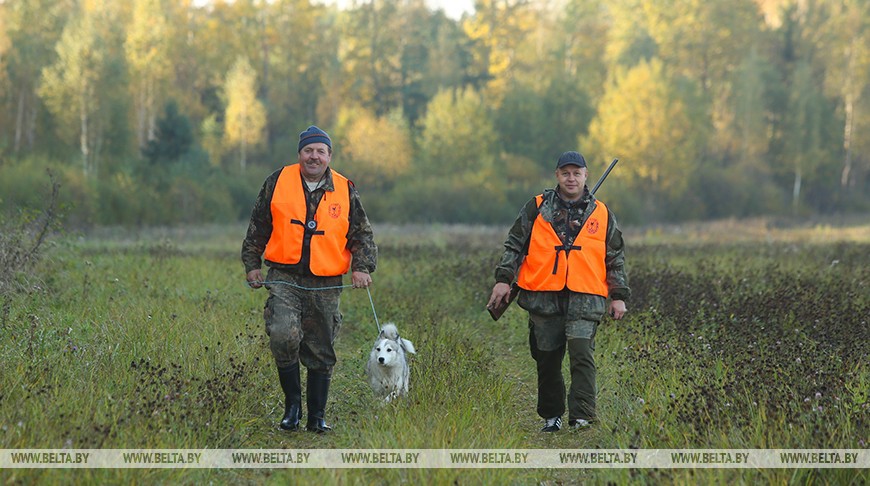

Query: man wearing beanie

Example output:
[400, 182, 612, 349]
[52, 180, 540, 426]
[487, 151, 630, 432]
[242, 125, 377, 433]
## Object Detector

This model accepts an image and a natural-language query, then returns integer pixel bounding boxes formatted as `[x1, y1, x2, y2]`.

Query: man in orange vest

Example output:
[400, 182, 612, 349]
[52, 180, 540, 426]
[487, 151, 629, 432]
[242, 125, 377, 433]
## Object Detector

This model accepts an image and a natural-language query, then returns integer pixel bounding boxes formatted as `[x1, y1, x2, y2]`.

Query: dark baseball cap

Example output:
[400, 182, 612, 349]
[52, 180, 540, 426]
[556, 151, 587, 169]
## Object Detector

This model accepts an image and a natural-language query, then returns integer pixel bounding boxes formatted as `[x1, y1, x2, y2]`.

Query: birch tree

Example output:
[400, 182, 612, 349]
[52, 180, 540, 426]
[732, 47, 779, 162]
[781, 60, 829, 212]
[223, 56, 266, 173]
[583, 59, 705, 201]
[641, 0, 762, 93]
[820, 0, 870, 189]
[38, 10, 106, 177]
[4, 0, 72, 154]
[335, 105, 412, 189]
[125, 0, 172, 149]
[340, 0, 404, 117]
[463, 0, 535, 106]
[0, 10, 9, 90]
[419, 87, 497, 176]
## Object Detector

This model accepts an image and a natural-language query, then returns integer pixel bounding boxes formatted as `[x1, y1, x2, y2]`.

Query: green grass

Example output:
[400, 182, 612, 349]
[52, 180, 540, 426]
[1, 222, 868, 484]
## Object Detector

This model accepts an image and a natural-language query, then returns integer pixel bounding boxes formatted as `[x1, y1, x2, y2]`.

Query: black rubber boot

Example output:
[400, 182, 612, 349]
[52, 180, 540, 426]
[306, 370, 332, 433]
[277, 363, 302, 431]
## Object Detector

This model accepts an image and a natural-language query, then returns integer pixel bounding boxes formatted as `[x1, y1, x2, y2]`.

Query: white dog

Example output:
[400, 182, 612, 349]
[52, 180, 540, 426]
[365, 323, 416, 402]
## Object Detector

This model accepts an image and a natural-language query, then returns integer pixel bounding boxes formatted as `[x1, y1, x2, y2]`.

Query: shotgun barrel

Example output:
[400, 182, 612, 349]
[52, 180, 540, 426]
[591, 158, 618, 195]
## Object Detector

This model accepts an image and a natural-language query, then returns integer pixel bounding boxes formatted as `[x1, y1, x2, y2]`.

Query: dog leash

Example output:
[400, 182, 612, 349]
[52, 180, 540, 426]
[365, 286, 382, 334]
[249, 280, 382, 334]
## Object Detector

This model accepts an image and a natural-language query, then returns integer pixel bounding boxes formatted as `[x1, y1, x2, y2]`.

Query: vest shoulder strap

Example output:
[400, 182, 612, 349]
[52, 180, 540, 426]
[521, 194, 545, 257]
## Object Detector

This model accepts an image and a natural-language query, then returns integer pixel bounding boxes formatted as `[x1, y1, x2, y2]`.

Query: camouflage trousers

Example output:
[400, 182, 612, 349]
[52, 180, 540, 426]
[529, 312, 598, 422]
[263, 267, 343, 374]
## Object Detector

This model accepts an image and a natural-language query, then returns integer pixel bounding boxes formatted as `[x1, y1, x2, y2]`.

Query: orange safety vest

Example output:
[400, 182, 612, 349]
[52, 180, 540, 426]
[264, 164, 352, 276]
[516, 195, 609, 297]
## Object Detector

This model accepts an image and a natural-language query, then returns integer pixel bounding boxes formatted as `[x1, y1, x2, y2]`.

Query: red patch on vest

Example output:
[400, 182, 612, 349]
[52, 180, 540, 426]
[587, 218, 600, 234]
[329, 203, 342, 219]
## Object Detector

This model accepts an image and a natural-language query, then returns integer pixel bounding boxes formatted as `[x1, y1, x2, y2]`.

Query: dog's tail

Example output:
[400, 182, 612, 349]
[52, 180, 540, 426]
[379, 322, 399, 340]
[379, 322, 416, 354]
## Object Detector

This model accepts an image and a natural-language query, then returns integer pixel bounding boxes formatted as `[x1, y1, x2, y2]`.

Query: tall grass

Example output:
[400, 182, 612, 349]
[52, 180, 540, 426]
[1, 223, 867, 484]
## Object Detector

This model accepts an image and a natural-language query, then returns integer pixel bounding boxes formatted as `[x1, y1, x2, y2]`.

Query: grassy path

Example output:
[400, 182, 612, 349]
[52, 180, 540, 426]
[1, 224, 867, 484]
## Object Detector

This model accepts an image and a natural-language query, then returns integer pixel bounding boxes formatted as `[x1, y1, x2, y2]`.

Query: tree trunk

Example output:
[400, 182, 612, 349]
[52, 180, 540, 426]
[14, 86, 25, 154]
[840, 35, 858, 189]
[26, 100, 36, 150]
[136, 80, 147, 149]
[80, 90, 90, 178]
[146, 77, 156, 143]
[841, 90, 854, 188]
[93, 117, 103, 180]
[240, 133, 247, 174]
[792, 166, 802, 213]
[240, 102, 248, 173]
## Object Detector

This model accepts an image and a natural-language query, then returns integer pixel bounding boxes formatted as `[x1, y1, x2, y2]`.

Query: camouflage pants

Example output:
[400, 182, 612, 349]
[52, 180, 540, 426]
[529, 312, 598, 422]
[263, 267, 343, 374]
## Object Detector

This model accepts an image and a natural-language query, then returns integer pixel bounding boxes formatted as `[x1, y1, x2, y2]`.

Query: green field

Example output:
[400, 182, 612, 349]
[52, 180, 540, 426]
[1, 222, 868, 484]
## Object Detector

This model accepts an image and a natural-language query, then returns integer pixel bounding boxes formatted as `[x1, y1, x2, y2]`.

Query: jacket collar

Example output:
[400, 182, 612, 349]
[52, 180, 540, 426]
[299, 166, 335, 192]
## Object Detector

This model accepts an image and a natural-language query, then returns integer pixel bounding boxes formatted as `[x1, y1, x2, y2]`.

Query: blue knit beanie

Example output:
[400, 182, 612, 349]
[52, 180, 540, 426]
[298, 125, 332, 153]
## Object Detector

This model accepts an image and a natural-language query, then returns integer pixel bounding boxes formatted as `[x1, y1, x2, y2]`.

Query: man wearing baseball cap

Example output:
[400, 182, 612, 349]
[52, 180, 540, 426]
[488, 150, 630, 432]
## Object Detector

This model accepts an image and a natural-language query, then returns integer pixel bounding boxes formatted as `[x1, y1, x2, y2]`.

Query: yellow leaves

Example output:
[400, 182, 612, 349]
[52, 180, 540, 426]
[37, 11, 106, 151]
[584, 58, 700, 194]
[125, 0, 170, 74]
[223, 56, 266, 156]
[0, 10, 9, 88]
[336, 105, 412, 188]
[0, 8, 9, 57]
[462, 15, 491, 40]
[462, 0, 534, 105]
[419, 87, 498, 175]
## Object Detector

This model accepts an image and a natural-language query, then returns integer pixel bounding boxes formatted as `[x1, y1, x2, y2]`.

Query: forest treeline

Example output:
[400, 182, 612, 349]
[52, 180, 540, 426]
[0, 0, 868, 227]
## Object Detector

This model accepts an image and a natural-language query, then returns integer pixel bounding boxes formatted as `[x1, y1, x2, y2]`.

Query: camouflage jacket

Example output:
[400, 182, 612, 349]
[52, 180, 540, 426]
[494, 186, 630, 317]
[241, 166, 378, 276]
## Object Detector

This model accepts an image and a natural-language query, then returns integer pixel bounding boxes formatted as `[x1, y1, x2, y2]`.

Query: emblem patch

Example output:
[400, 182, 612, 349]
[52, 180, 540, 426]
[329, 203, 342, 219]
[587, 218, 599, 234]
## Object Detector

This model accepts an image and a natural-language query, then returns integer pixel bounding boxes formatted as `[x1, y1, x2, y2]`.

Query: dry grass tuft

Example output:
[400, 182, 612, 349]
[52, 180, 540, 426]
[0, 170, 61, 296]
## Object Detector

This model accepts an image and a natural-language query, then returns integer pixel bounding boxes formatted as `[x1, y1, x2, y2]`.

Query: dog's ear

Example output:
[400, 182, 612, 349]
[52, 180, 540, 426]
[400, 338, 416, 354]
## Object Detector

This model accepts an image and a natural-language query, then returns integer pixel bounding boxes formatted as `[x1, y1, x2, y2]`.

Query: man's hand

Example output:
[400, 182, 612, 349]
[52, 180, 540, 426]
[487, 282, 513, 310]
[246, 269, 264, 289]
[609, 299, 627, 320]
[352, 271, 372, 288]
